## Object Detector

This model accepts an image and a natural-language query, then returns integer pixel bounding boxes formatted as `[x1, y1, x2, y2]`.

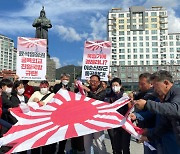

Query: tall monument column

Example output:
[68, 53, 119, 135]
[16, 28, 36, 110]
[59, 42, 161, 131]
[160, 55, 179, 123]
[33, 7, 56, 81]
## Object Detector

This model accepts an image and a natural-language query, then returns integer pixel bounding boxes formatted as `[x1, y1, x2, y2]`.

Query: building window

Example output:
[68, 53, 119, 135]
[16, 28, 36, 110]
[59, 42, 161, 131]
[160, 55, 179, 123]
[152, 61, 158, 65]
[176, 41, 180, 46]
[134, 61, 137, 65]
[170, 42, 174, 46]
[119, 37, 124, 41]
[152, 36, 158, 40]
[151, 18, 157, 22]
[146, 48, 150, 53]
[133, 49, 137, 53]
[151, 30, 157, 34]
[146, 42, 149, 46]
[151, 12, 157, 16]
[139, 31, 143, 35]
[119, 31, 124, 35]
[152, 42, 158, 46]
[133, 31, 137, 35]
[127, 43, 131, 47]
[140, 48, 144, 53]
[128, 61, 131, 65]
[145, 31, 149, 34]
[119, 25, 124, 29]
[127, 37, 131, 41]
[152, 48, 158, 52]
[111, 14, 116, 17]
[139, 42, 143, 47]
[169, 35, 173, 40]
[119, 43, 125, 47]
[119, 55, 125, 59]
[146, 36, 149, 40]
[127, 25, 130, 29]
[133, 43, 137, 47]
[119, 19, 124, 23]
[119, 61, 125, 65]
[151, 24, 157, 28]
[127, 31, 130, 35]
[127, 49, 131, 53]
[152, 54, 158, 58]
[146, 55, 150, 59]
[134, 55, 137, 59]
[145, 18, 148, 22]
[133, 37, 137, 41]
[119, 14, 124, 18]
[140, 55, 144, 59]
[170, 48, 174, 52]
[128, 55, 131, 59]
[139, 36, 143, 41]
[119, 49, 125, 53]
[140, 61, 144, 65]
[170, 54, 174, 58]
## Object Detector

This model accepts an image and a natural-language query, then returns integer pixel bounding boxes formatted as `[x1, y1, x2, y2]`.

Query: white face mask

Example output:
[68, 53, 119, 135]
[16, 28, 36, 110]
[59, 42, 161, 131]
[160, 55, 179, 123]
[62, 80, 69, 86]
[40, 88, 48, 95]
[18, 88, 25, 95]
[5, 87, 12, 94]
[112, 86, 121, 93]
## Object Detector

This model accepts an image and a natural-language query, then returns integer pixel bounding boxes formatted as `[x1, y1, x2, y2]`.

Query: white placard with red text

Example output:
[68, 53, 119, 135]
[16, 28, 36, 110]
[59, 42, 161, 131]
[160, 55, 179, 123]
[16, 37, 47, 80]
[81, 40, 111, 81]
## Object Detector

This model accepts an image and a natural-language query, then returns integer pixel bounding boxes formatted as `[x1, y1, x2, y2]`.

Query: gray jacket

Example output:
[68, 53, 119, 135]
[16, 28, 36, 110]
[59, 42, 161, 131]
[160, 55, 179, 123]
[145, 85, 180, 145]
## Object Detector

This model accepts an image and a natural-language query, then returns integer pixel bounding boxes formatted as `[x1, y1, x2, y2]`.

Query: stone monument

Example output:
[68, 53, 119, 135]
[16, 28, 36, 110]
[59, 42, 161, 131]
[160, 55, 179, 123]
[33, 6, 56, 81]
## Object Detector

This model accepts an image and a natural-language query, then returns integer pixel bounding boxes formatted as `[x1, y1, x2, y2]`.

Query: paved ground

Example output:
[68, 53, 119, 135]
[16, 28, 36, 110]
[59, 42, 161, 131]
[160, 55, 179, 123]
[65, 131, 143, 154]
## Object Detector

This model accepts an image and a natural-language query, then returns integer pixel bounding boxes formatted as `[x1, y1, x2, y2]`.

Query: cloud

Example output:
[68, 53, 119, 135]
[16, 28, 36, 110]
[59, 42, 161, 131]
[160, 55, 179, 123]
[77, 61, 82, 66]
[56, 25, 88, 42]
[167, 9, 180, 33]
[88, 13, 107, 40]
[50, 57, 61, 68]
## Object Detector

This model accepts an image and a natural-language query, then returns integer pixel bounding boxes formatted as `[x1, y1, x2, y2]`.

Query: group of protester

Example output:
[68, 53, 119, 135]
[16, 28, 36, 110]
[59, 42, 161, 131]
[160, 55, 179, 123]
[0, 70, 179, 154]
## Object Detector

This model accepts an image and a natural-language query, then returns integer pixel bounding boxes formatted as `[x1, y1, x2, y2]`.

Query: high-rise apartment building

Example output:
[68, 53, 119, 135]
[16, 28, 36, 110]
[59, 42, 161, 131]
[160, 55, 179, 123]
[108, 6, 180, 66]
[0, 34, 17, 71]
[107, 6, 180, 86]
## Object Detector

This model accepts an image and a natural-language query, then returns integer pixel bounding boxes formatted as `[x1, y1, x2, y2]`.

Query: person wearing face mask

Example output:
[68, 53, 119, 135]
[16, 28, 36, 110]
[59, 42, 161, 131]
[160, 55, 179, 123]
[10, 80, 29, 107]
[53, 73, 70, 94]
[28, 80, 55, 154]
[52, 74, 71, 154]
[28, 80, 54, 106]
[104, 77, 131, 154]
[0, 79, 14, 135]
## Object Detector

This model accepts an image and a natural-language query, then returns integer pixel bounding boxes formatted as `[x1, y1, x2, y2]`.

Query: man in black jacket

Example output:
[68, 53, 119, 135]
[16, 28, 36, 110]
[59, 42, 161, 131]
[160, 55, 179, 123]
[135, 70, 180, 146]
[81, 74, 107, 154]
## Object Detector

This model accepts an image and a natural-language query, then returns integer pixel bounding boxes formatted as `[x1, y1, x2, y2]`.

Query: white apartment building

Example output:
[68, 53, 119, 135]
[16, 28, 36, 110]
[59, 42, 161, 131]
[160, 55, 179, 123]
[108, 6, 180, 67]
[0, 34, 17, 71]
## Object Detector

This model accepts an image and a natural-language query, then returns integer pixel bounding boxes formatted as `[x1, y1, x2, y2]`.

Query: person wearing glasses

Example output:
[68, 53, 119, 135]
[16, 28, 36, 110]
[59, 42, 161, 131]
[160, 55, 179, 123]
[80, 74, 107, 154]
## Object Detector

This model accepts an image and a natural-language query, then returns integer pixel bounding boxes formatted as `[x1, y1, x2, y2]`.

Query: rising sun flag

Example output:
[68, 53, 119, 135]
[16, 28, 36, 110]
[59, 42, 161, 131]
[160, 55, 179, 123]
[0, 89, 142, 153]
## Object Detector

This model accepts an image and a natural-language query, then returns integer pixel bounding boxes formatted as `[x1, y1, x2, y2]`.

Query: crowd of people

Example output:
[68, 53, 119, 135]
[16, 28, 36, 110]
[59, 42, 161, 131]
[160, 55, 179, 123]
[0, 70, 179, 154]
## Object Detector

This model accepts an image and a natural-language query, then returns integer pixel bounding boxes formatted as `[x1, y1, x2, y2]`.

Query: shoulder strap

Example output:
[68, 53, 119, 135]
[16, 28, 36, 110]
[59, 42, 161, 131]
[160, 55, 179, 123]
[40, 93, 52, 101]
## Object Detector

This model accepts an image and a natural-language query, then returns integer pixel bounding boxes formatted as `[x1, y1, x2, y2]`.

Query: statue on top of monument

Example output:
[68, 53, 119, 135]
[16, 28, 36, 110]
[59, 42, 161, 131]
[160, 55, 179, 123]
[32, 6, 52, 40]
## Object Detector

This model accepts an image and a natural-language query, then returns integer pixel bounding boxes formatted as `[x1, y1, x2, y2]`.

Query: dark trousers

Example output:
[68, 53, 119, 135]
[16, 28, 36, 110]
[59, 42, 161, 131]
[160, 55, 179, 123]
[57, 140, 67, 154]
[114, 127, 131, 154]
[108, 129, 116, 154]
[71, 136, 84, 152]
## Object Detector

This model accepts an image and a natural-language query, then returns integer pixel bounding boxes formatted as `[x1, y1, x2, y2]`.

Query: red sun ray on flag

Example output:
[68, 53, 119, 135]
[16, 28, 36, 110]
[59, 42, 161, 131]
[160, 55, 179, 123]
[18, 37, 47, 49]
[0, 89, 142, 153]
[85, 40, 111, 52]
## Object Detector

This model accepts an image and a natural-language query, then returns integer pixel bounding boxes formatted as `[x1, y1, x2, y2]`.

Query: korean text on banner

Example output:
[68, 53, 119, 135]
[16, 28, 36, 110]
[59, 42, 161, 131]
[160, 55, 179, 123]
[81, 41, 111, 81]
[16, 37, 47, 80]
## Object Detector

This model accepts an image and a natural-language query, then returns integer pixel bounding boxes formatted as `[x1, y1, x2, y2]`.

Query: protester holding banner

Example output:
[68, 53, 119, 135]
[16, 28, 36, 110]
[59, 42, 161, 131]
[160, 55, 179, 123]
[134, 70, 180, 151]
[28, 80, 54, 106]
[80, 74, 107, 154]
[105, 77, 131, 154]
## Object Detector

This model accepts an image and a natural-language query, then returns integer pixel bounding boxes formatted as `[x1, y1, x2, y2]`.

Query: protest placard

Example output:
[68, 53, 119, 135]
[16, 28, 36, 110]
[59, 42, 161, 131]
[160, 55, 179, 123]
[81, 40, 111, 81]
[16, 37, 47, 80]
